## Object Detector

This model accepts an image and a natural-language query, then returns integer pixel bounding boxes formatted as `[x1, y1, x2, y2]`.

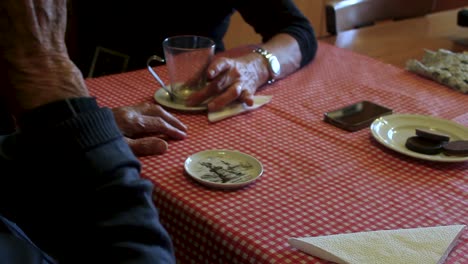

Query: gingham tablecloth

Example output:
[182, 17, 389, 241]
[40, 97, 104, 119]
[86, 42, 468, 264]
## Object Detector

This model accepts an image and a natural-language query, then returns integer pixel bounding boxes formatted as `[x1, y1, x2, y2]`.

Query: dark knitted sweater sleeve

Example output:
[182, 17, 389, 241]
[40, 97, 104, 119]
[0, 97, 175, 263]
[234, 0, 318, 67]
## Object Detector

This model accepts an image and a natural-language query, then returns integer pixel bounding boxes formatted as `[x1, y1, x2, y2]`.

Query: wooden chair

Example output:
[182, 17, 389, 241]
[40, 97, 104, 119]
[325, 0, 437, 35]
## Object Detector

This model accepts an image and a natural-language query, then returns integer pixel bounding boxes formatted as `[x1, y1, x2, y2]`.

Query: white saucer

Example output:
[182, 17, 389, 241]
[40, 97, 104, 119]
[154, 87, 207, 111]
[184, 150, 263, 189]
[370, 114, 468, 162]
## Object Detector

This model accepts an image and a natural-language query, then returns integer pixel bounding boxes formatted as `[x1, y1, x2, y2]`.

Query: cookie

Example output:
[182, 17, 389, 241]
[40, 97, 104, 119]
[405, 136, 445, 155]
[415, 128, 450, 142]
[442, 140, 468, 156]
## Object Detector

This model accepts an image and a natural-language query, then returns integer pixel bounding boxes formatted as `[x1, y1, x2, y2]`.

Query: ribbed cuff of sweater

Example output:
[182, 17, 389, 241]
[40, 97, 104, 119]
[17, 97, 123, 151]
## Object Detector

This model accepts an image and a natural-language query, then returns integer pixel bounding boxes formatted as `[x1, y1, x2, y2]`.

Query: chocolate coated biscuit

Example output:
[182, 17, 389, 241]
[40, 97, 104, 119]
[415, 128, 450, 142]
[442, 140, 468, 156]
[405, 136, 445, 155]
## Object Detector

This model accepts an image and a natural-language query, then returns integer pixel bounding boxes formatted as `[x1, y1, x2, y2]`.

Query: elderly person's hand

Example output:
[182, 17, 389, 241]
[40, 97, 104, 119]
[112, 102, 187, 156]
[185, 53, 265, 112]
[185, 34, 303, 112]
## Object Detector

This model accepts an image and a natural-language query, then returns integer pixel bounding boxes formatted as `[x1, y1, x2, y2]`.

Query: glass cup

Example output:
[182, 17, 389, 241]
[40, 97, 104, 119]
[147, 35, 215, 104]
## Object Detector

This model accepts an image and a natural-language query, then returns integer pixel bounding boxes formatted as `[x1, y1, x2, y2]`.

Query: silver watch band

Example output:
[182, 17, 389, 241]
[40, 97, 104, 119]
[253, 47, 281, 84]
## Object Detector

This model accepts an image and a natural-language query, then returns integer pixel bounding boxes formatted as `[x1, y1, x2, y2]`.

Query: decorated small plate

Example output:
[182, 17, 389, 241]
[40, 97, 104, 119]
[184, 150, 263, 189]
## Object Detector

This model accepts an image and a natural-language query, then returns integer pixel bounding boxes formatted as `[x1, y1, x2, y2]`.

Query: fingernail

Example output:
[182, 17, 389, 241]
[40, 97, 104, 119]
[207, 102, 215, 111]
[208, 102, 221, 112]
[185, 99, 195, 106]
[157, 140, 169, 150]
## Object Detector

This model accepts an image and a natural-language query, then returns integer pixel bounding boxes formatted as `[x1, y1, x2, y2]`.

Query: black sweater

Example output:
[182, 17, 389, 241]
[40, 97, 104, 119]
[0, 98, 175, 263]
[70, 0, 317, 75]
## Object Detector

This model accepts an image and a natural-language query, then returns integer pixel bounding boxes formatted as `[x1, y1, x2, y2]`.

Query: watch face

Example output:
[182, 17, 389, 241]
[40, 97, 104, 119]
[253, 48, 281, 80]
[269, 56, 281, 77]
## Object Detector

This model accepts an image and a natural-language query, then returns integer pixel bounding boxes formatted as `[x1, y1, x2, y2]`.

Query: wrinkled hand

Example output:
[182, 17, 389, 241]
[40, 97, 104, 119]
[112, 102, 188, 156]
[186, 54, 265, 111]
[0, 0, 88, 116]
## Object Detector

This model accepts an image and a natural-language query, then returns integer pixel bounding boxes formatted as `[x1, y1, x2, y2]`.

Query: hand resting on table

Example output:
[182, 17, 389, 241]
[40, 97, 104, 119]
[112, 102, 188, 156]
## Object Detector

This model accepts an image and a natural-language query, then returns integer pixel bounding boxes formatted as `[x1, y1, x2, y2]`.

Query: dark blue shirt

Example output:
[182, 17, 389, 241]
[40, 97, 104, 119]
[0, 98, 175, 263]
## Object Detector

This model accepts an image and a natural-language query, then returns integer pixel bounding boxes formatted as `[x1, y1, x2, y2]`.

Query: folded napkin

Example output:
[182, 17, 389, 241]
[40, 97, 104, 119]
[406, 49, 468, 94]
[208, 95, 272, 122]
[288, 225, 465, 264]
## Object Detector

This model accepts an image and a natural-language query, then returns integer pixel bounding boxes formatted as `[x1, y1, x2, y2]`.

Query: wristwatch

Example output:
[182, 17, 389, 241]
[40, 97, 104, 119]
[253, 47, 281, 84]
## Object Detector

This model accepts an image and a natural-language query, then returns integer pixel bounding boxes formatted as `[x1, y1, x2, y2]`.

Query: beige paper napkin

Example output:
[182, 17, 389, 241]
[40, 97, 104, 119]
[288, 225, 465, 264]
[208, 95, 272, 122]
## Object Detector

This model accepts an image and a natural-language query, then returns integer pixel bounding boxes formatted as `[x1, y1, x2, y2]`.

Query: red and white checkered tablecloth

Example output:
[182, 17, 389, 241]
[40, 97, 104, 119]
[86, 42, 468, 264]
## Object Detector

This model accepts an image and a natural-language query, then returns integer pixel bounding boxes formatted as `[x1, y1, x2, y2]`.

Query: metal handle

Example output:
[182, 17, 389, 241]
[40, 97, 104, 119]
[146, 55, 175, 101]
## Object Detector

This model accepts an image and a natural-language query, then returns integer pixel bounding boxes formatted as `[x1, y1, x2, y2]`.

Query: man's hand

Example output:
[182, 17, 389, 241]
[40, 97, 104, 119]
[112, 102, 188, 156]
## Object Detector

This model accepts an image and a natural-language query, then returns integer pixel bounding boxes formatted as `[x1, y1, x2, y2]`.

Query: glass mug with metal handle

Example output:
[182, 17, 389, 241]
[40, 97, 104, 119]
[146, 35, 215, 104]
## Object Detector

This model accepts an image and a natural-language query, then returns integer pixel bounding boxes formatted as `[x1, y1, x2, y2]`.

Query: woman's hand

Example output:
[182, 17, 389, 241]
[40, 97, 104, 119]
[112, 102, 188, 156]
[185, 34, 303, 112]
[185, 53, 268, 111]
